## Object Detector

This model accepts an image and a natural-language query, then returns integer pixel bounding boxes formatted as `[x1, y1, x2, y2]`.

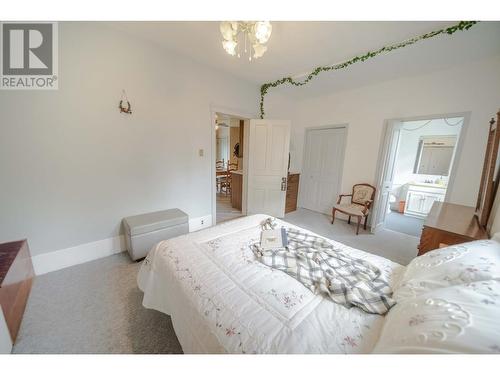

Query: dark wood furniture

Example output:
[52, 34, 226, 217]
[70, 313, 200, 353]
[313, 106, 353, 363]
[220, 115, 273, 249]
[236, 120, 244, 158]
[476, 111, 500, 226]
[0, 240, 34, 342]
[332, 183, 376, 235]
[230, 171, 243, 210]
[285, 173, 300, 214]
[418, 202, 488, 256]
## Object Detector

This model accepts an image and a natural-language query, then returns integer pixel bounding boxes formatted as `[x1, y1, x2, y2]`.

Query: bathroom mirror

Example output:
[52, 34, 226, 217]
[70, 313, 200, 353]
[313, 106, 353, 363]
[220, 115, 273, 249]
[414, 135, 457, 176]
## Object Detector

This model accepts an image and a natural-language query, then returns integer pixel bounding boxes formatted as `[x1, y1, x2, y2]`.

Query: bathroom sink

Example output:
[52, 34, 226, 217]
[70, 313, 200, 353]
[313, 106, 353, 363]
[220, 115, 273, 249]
[409, 182, 447, 189]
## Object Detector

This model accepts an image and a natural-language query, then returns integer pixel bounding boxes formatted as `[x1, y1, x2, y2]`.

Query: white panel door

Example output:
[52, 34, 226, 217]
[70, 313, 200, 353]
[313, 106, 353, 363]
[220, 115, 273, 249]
[247, 119, 291, 218]
[301, 127, 346, 214]
[372, 122, 402, 233]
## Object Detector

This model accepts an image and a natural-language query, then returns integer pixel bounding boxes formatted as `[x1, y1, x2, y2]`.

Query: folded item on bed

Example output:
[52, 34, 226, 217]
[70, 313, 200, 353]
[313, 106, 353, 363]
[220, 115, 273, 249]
[253, 227, 396, 315]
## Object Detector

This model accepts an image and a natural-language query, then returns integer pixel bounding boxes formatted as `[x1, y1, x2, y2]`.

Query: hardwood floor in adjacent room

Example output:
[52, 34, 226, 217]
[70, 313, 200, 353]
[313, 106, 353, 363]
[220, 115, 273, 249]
[216, 193, 244, 224]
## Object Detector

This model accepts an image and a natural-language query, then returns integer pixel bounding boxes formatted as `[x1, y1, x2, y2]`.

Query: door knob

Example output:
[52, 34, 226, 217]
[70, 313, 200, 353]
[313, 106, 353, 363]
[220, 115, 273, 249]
[281, 177, 287, 191]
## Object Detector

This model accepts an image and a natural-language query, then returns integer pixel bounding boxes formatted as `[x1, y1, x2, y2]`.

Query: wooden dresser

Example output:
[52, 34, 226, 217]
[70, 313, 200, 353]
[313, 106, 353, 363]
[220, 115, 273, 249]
[418, 202, 488, 256]
[0, 240, 34, 343]
[285, 173, 300, 214]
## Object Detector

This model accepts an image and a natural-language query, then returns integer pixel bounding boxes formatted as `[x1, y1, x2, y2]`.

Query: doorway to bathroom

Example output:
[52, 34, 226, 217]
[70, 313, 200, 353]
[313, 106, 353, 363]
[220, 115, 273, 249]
[373, 115, 466, 237]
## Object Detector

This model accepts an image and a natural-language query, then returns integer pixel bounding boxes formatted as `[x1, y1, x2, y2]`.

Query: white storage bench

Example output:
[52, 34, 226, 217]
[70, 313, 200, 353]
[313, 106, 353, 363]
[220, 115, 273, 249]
[123, 208, 188, 260]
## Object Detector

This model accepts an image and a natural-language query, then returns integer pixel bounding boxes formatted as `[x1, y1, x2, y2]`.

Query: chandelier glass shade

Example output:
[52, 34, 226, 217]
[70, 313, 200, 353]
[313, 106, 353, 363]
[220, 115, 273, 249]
[219, 21, 272, 61]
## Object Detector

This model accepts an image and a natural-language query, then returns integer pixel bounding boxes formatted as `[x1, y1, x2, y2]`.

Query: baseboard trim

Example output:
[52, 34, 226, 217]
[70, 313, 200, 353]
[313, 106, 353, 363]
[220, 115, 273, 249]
[31, 215, 213, 276]
[31, 235, 125, 276]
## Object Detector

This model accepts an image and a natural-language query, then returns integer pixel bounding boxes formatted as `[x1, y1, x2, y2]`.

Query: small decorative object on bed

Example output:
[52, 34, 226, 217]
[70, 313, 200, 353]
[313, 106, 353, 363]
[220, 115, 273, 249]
[259, 228, 287, 250]
[332, 183, 376, 234]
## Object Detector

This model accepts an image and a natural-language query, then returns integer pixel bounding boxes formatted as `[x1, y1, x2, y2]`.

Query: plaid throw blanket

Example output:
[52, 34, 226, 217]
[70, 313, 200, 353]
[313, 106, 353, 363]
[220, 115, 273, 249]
[253, 225, 396, 315]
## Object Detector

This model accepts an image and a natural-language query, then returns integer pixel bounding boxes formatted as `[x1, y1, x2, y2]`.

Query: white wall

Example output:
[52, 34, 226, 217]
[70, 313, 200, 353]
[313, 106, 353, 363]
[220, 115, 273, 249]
[0, 22, 259, 256]
[275, 55, 500, 208]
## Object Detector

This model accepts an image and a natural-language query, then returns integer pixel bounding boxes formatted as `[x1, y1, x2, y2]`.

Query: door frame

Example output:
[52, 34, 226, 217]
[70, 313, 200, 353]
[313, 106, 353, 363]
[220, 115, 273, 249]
[299, 124, 348, 213]
[372, 111, 471, 232]
[209, 105, 255, 226]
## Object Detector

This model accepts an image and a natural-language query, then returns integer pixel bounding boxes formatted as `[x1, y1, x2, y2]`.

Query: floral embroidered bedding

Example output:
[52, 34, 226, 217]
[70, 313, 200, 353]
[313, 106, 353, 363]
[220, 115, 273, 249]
[137, 214, 500, 354]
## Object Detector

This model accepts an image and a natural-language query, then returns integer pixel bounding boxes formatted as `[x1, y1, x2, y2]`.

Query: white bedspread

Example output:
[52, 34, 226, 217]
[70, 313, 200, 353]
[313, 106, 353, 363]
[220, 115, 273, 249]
[137, 215, 405, 353]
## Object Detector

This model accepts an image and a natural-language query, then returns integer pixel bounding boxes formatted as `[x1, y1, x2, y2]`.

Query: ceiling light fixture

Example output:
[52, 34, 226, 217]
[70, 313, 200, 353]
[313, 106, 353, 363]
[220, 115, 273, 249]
[219, 21, 272, 61]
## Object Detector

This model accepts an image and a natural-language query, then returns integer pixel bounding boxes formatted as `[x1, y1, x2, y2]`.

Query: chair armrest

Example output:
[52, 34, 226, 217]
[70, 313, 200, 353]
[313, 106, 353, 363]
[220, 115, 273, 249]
[362, 199, 374, 214]
[337, 194, 352, 204]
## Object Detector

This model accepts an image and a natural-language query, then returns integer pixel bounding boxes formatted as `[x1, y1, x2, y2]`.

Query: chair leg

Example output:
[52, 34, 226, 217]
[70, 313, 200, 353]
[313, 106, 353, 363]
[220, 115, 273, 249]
[348, 216, 351, 224]
[364, 215, 368, 230]
[356, 216, 361, 235]
[331, 208, 336, 224]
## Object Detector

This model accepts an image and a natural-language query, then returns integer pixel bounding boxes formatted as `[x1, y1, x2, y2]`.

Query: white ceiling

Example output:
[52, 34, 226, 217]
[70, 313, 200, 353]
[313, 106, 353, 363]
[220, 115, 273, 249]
[108, 21, 500, 96]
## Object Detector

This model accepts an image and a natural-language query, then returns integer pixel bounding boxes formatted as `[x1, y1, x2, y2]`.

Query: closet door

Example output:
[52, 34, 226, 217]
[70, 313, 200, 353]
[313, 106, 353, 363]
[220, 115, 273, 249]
[301, 127, 347, 214]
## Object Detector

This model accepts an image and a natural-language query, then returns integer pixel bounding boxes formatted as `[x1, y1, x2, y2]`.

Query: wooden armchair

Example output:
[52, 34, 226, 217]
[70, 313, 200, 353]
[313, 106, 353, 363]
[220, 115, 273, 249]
[331, 183, 376, 235]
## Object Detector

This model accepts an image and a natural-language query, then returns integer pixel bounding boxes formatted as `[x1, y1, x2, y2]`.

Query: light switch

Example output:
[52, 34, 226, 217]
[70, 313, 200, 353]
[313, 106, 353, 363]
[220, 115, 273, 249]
[199, 149, 204, 157]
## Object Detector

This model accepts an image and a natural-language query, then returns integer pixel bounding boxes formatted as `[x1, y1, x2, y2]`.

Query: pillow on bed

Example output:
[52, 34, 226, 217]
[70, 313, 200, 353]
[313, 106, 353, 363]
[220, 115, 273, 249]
[373, 280, 500, 354]
[393, 240, 500, 301]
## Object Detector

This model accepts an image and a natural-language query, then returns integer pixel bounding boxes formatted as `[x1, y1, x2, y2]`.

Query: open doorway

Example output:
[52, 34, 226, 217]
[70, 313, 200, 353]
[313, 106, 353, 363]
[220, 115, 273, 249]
[374, 115, 466, 237]
[215, 112, 247, 224]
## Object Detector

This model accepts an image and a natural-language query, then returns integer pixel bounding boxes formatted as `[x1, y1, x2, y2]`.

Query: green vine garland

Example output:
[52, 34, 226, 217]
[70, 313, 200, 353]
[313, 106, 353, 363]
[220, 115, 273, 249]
[259, 21, 478, 118]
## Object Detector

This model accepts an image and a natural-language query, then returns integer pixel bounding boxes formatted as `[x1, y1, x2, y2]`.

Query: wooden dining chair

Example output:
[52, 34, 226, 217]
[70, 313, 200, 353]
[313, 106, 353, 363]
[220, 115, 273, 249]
[216, 159, 225, 170]
[331, 183, 376, 235]
[220, 161, 238, 195]
[227, 161, 238, 171]
[216, 159, 225, 192]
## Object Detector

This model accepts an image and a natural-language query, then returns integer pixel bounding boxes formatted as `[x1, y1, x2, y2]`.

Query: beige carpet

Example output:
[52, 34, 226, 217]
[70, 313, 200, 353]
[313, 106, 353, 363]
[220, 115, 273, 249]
[13, 253, 182, 354]
[284, 208, 419, 266]
[13, 208, 418, 354]
[385, 211, 424, 237]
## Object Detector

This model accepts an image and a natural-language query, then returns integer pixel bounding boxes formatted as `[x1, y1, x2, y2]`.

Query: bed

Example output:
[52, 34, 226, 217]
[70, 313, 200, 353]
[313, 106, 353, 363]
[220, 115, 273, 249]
[138, 214, 500, 354]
